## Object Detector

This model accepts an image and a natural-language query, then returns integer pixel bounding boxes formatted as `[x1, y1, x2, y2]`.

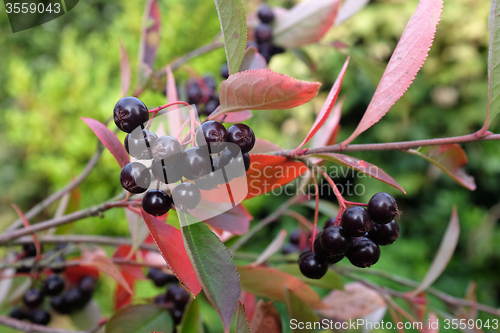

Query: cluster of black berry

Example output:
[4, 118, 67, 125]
[248, 4, 284, 63]
[184, 75, 220, 117]
[147, 268, 190, 326]
[10, 244, 97, 325]
[299, 193, 401, 279]
[282, 228, 312, 254]
[114, 97, 255, 215]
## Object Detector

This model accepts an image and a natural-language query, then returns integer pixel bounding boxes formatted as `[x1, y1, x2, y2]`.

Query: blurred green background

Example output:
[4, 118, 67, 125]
[0, 0, 499, 331]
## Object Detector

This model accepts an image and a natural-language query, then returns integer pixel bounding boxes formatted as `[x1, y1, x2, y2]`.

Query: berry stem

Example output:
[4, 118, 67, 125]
[345, 201, 368, 207]
[148, 101, 191, 113]
[311, 176, 320, 252]
[318, 168, 347, 211]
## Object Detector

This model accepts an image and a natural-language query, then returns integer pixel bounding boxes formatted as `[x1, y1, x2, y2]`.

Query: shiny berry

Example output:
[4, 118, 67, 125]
[172, 183, 201, 211]
[346, 237, 380, 268]
[324, 217, 335, 230]
[341, 207, 372, 237]
[27, 309, 51, 325]
[124, 129, 158, 160]
[23, 243, 38, 257]
[64, 287, 85, 311]
[368, 220, 400, 246]
[220, 63, 229, 79]
[298, 252, 328, 279]
[9, 307, 26, 320]
[282, 243, 300, 254]
[113, 97, 150, 133]
[320, 226, 353, 257]
[219, 149, 249, 180]
[314, 233, 343, 264]
[23, 289, 43, 308]
[257, 4, 275, 23]
[50, 295, 70, 314]
[255, 23, 272, 43]
[120, 162, 151, 193]
[368, 192, 398, 224]
[42, 275, 65, 296]
[79, 276, 97, 296]
[227, 124, 255, 154]
[181, 147, 212, 180]
[186, 80, 202, 105]
[142, 190, 172, 216]
[147, 268, 178, 287]
[194, 158, 224, 191]
[152, 136, 182, 165]
[51, 255, 66, 274]
[151, 159, 183, 184]
[166, 284, 190, 309]
[196, 121, 228, 153]
[169, 307, 184, 325]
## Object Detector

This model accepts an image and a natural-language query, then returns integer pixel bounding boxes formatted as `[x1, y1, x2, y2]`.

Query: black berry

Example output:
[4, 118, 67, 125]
[186, 80, 202, 105]
[194, 157, 225, 191]
[113, 97, 150, 133]
[254, 23, 272, 43]
[79, 276, 97, 296]
[124, 129, 158, 160]
[220, 63, 229, 79]
[120, 162, 151, 193]
[23, 289, 43, 308]
[147, 268, 178, 287]
[203, 75, 217, 95]
[181, 147, 212, 180]
[314, 233, 343, 264]
[64, 288, 85, 311]
[196, 121, 228, 153]
[42, 275, 65, 296]
[142, 190, 172, 216]
[9, 307, 25, 320]
[22, 243, 38, 258]
[368, 220, 400, 246]
[368, 192, 398, 224]
[166, 284, 190, 309]
[204, 97, 219, 116]
[289, 229, 301, 245]
[171, 183, 201, 211]
[257, 4, 275, 23]
[50, 295, 70, 314]
[298, 252, 328, 279]
[341, 207, 373, 237]
[346, 237, 380, 268]
[169, 307, 184, 325]
[154, 293, 168, 307]
[152, 136, 182, 165]
[227, 124, 255, 154]
[320, 226, 353, 257]
[219, 149, 249, 180]
[151, 159, 183, 184]
[27, 309, 51, 325]
[51, 255, 66, 274]
[324, 217, 335, 230]
[281, 243, 300, 254]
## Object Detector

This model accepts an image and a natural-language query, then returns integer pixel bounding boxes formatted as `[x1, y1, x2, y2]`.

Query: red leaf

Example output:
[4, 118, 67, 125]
[81, 118, 129, 168]
[64, 263, 99, 285]
[214, 110, 253, 123]
[293, 58, 349, 153]
[218, 69, 321, 114]
[205, 204, 253, 235]
[245, 155, 309, 200]
[341, 0, 443, 147]
[113, 245, 145, 310]
[11, 204, 41, 257]
[311, 153, 406, 194]
[139, 0, 160, 69]
[165, 66, 183, 138]
[119, 43, 131, 97]
[250, 138, 283, 154]
[141, 211, 202, 296]
[240, 292, 256, 322]
[311, 96, 344, 149]
[407, 144, 476, 191]
[239, 47, 268, 72]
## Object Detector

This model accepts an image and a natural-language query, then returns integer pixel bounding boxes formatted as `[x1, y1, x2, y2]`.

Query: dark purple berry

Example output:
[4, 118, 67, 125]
[124, 129, 158, 160]
[186, 80, 202, 105]
[23, 289, 43, 308]
[9, 307, 25, 320]
[142, 190, 172, 216]
[219, 149, 249, 180]
[50, 295, 70, 314]
[204, 99, 219, 116]
[289, 229, 301, 245]
[181, 147, 212, 180]
[22, 243, 38, 258]
[154, 293, 168, 307]
[346, 237, 380, 268]
[42, 275, 65, 296]
[64, 287, 85, 311]
[169, 307, 184, 325]
[120, 162, 151, 193]
[320, 226, 353, 256]
[341, 207, 372, 237]
[255, 23, 272, 43]
[196, 121, 228, 153]
[151, 159, 183, 184]
[203, 75, 217, 95]
[257, 4, 275, 23]
[147, 268, 178, 287]
[166, 284, 190, 309]
[298, 252, 328, 279]
[27, 309, 51, 325]
[299, 249, 312, 259]
[194, 157, 225, 191]
[368, 220, 400, 246]
[368, 192, 398, 224]
[246, 41, 259, 49]
[281, 243, 300, 255]
[220, 63, 229, 79]
[227, 124, 255, 154]
[314, 233, 343, 264]
[113, 97, 150, 133]
[79, 276, 97, 296]
[51, 256, 66, 274]
[324, 217, 335, 230]
[171, 183, 201, 211]
[152, 136, 182, 165]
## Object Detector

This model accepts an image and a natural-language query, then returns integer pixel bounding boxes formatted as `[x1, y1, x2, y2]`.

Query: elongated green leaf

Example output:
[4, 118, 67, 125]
[274, 264, 343, 290]
[486, 0, 500, 127]
[105, 304, 173, 333]
[284, 288, 319, 333]
[182, 222, 241, 332]
[234, 302, 251, 333]
[214, 0, 247, 74]
[180, 299, 203, 333]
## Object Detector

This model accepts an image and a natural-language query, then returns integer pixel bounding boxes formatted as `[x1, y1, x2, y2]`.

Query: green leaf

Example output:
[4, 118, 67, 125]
[284, 288, 319, 333]
[105, 304, 173, 333]
[182, 221, 241, 332]
[234, 302, 251, 333]
[486, 0, 500, 127]
[274, 264, 343, 290]
[180, 299, 203, 333]
[214, 0, 247, 74]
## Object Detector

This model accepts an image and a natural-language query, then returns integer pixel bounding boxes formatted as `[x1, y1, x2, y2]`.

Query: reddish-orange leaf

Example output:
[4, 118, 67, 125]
[250, 138, 283, 154]
[240, 292, 256, 322]
[245, 155, 309, 200]
[141, 211, 202, 296]
[64, 264, 99, 284]
[113, 245, 145, 310]
[311, 97, 344, 149]
[239, 47, 268, 72]
[205, 204, 253, 235]
[249, 300, 282, 333]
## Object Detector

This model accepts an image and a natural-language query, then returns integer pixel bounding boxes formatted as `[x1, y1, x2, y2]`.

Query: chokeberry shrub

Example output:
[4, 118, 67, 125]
[1, 0, 499, 332]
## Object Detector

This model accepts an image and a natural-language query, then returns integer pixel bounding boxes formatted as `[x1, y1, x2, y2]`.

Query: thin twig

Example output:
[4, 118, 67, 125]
[0, 315, 86, 333]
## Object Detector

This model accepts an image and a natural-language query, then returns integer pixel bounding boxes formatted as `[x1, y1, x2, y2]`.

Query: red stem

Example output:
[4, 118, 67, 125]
[148, 101, 190, 113]
[319, 170, 346, 210]
[311, 176, 320, 252]
[345, 201, 367, 207]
